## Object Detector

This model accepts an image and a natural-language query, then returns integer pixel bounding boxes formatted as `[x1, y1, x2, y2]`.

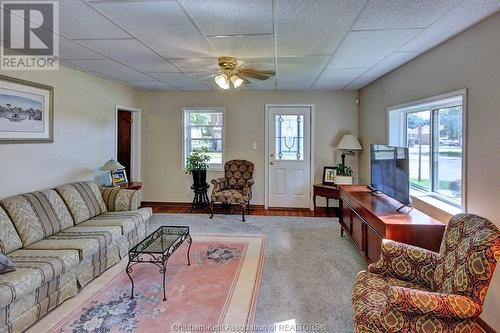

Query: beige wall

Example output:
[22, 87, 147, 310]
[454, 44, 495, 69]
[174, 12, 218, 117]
[140, 90, 358, 205]
[358, 13, 500, 329]
[0, 66, 142, 198]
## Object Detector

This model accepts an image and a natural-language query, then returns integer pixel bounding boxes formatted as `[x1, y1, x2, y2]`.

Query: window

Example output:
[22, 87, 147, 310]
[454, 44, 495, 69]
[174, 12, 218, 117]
[183, 107, 225, 169]
[275, 114, 304, 160]
[388, 90, 466, 211]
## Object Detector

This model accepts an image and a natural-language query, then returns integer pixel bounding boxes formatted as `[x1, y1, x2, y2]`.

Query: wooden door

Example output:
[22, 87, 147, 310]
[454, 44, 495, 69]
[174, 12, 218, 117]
[117, 111, 132, 180]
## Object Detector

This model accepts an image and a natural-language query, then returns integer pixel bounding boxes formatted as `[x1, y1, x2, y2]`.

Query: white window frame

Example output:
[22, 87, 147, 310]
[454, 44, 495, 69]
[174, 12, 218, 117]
[182, 107, 225, 171]
[387, 89, 467, 213]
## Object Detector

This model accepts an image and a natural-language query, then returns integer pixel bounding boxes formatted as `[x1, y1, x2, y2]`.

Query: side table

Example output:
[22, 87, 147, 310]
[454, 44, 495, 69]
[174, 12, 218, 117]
[313, 184, 340, 216]
[120, 182, 143, 190]
[191, 184, 210, 212]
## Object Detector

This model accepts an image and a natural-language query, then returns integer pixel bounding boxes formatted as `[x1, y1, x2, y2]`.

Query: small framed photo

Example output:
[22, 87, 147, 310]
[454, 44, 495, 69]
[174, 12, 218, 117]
[111, 169, 128, 186]
[322, 166, 336, 185]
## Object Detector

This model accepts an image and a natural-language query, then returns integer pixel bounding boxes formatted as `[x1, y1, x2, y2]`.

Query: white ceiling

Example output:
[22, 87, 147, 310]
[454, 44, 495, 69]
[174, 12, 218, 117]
[20, 0, 500, 91]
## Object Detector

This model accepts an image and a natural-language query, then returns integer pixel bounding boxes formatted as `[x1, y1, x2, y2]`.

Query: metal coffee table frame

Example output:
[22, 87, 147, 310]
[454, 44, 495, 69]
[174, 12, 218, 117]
[126, 226, 192, 301]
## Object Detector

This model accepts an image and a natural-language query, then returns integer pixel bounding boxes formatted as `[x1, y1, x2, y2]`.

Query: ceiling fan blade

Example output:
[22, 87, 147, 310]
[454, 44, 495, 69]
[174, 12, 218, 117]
[239, 70, 275, 81]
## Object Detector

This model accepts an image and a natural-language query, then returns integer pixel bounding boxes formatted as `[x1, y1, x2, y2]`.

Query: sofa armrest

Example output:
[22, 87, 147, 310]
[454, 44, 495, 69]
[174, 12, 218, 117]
[389, 286, 482, 320]
[368, 239, 439, 288]
[211, 177, 227, 192]
[100, 187, 142, 212]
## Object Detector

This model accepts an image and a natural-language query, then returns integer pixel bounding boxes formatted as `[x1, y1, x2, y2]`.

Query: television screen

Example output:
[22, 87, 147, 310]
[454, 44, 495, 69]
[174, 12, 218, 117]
[370, 144, 411, 206]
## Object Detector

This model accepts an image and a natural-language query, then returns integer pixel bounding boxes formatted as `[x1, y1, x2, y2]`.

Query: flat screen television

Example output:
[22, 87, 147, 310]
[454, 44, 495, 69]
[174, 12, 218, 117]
[370, 144, 411, 206]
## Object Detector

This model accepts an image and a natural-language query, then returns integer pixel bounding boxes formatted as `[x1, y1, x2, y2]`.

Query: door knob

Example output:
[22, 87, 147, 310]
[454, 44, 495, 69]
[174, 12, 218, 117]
[270, 162, 275, 166]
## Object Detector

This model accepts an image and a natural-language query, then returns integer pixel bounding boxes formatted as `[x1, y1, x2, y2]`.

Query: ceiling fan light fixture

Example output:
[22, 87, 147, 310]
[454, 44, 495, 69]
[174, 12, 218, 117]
[230, 74, 244, 88]
[214, 73, 229, 89]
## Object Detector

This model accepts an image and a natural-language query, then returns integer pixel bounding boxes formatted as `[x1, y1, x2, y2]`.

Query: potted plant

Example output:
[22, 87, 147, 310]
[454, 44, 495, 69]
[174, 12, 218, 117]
[185, 147, 211, 187]
[334, 163, 353, 185]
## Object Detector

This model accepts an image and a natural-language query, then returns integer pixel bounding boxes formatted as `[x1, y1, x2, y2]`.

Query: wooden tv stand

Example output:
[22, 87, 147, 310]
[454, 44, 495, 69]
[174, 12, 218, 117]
[339, 185, 446, 264]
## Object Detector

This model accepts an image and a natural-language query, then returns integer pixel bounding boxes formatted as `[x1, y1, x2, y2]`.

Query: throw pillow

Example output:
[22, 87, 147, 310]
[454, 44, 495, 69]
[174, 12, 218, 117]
[0, 253, 15, 274]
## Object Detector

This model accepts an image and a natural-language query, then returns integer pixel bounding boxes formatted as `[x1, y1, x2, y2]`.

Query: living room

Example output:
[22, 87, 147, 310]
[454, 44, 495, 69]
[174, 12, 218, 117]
[0, 1, 499, 332]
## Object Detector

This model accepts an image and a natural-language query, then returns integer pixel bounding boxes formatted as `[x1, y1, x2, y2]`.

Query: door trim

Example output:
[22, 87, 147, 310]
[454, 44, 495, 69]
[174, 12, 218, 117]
[264, 104, 315, 210]
[115, 104, 142, 182]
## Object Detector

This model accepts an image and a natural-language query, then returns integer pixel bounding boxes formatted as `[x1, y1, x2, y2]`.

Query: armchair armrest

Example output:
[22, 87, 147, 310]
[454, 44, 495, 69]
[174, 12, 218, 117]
[243, 179, 255, 195]
[100, 187, 142, 212]
[389, 287, 482, 320]
[369, 239, 439, 288]
[211, 177, 227, 192]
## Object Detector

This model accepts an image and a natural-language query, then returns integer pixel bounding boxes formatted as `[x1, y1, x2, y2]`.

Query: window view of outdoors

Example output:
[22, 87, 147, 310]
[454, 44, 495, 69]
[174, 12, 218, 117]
[436, 107, 462, 202]
[407, 110, 431, 190]
[186, 112, 223, 166]
[406, 106, 463, 205]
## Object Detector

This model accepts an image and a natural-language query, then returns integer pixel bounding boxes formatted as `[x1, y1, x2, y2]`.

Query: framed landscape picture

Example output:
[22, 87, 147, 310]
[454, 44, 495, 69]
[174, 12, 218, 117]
[0, 75, 54, 143]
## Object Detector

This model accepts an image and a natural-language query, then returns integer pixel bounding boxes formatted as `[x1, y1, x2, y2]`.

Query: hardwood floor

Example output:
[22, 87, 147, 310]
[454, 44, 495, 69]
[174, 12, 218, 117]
[141, 202, 338, 217]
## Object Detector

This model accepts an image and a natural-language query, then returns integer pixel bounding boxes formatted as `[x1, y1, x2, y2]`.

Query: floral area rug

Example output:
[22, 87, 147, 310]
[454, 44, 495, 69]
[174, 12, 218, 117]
[46, 235, 266, 333]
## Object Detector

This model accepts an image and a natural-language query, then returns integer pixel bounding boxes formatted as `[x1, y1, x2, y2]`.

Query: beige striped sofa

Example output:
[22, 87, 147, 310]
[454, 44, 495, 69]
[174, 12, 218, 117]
[0, 181, 152, 333]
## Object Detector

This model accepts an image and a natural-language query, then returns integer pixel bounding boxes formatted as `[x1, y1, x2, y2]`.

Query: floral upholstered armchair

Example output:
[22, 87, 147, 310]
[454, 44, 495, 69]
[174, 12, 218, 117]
[209, 160, 254, 222]
[352, 214, 500, 333]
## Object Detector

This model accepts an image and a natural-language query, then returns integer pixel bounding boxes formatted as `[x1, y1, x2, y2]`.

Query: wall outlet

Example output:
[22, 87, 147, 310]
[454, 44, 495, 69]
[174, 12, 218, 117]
[252, 142, 257, 150]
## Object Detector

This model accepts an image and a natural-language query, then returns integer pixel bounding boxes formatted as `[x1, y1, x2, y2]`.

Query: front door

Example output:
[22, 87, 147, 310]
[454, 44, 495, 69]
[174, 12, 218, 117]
[268, 107, 311, 208]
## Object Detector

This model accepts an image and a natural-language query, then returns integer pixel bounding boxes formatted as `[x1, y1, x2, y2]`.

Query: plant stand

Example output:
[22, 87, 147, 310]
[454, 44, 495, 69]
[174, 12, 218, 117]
[190, 184, 210, 212]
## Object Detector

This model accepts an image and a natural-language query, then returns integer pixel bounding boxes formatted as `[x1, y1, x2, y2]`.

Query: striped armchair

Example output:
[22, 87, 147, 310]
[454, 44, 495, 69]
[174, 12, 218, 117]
[352, 214, 500, 333]
[209, 160, 255, 222]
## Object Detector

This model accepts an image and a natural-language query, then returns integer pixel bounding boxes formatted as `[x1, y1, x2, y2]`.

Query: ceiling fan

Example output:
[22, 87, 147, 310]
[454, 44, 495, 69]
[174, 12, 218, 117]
[214, 56, 275, 89]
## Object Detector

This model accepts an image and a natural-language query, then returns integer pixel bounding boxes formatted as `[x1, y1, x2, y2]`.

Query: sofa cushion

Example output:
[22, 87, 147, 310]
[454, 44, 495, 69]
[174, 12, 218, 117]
[0, 207, 22, 254]
[55, 181, 107, 224]
[79, 209, 152, 235]
[1, 190, 74, 247]
[0, 249, 79, 308]
[26, 225, 122, 260]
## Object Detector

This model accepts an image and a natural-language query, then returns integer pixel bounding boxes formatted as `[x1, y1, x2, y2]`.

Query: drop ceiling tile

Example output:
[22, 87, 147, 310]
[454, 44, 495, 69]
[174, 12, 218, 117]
[60, 38, 104, 60]
[327, 29, 421, 69]
[128, 80, 177, 91]
[208, 35, 274, 58]
[277, 56, 330, 80]
[344, 76, 377, 90]
[64, 59, 152, 81]
[277, 78, 316, 90]
[178, 0, 273, 36]
[311, 68, 367, 90]
[276, 0, 366, 56]
[77, 39, 179, 72]
[57, 0, 130, 39]
[90, 1, 213, 58]
[362, 52, 419, 80]
[353, 0, 462, 30]
[399, 0, 500, 52]
[61, 60, 91, 72]
[145, 73, 211, 90]
[243, 77, 276, 90]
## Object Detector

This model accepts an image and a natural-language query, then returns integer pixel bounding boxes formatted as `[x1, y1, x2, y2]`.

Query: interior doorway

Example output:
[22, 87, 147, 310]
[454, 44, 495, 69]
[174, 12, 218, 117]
[117, 110, 132, 180]
[115, 105, 141, 182]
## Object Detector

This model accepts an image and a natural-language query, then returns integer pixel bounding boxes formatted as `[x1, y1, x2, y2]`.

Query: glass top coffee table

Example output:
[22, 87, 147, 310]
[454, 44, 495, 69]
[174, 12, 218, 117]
[126, 226, 192, 301]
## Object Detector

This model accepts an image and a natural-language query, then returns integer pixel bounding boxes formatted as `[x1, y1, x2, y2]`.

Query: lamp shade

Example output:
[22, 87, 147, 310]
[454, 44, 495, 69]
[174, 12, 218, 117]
[101, 159, 125, 172]
[337, 134, 362, 151]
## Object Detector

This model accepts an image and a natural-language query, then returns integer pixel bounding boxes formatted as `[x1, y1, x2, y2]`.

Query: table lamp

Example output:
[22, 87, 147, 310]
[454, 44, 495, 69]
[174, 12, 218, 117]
[101, 159, 125, 186]
[337, 134, 362, 167]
